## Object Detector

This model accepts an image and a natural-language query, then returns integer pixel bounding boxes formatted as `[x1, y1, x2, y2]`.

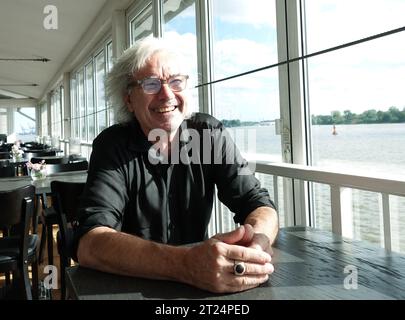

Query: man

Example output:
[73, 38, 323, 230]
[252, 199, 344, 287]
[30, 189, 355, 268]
[75, 37, 278, 293]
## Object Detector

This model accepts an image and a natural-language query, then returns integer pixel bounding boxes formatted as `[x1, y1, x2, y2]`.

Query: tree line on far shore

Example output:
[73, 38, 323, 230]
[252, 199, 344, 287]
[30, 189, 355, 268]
[312, 107, 405, 125]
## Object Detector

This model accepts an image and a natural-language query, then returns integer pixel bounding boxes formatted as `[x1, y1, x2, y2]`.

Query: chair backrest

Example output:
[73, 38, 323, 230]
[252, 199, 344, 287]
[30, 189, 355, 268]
[31, 156, 69, 164]
[51, 181, 86, 260]
[45, 160, 88, 175]
[0, 165, 15, 178]
[0, 185, 35, 229]
[23, 150, 56, 161]
[0, 152, 11, 160]
[51, 181, 86, 224]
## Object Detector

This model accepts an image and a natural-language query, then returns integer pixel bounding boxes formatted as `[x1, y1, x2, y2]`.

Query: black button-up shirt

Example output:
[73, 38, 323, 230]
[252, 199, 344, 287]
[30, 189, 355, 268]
[74, 113, 275, 251]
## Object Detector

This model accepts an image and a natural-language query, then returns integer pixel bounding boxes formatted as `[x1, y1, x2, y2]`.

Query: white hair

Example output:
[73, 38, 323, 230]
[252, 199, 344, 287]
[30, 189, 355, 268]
[106, 37, 186, 124]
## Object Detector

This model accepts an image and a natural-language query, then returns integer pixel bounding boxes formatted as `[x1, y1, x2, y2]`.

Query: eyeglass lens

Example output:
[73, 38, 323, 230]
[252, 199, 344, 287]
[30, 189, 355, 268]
[142, 76, 187, 94]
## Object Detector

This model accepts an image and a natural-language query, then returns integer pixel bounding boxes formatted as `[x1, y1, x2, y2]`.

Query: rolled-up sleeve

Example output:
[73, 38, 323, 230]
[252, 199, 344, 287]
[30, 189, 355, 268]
[73, 128, 131, 258]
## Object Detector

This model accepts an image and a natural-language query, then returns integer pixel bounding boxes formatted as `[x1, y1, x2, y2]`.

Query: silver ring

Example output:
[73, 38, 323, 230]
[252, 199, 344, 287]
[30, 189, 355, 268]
[233, 261, 246, 276]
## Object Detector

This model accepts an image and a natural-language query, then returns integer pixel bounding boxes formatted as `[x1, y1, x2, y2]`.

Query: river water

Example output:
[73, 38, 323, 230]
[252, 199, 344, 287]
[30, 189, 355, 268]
[222, 123, 405, 253]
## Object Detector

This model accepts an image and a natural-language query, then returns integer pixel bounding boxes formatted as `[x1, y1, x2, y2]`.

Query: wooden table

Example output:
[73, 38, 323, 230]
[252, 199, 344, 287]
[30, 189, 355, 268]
[65, 226, 405, 300]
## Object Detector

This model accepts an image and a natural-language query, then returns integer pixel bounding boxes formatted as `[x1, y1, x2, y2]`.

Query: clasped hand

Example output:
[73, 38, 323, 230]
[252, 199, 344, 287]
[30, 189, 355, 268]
[182, 224, 274, 293]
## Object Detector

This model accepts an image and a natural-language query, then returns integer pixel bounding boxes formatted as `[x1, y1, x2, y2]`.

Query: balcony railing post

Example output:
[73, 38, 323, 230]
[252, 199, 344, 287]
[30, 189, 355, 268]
[382, 193, 392, 251]
[331, 186, 353, 238]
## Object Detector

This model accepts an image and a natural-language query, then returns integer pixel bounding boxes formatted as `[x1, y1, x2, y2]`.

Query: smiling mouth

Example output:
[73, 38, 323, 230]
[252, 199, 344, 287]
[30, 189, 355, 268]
[153, 105, 177, 113]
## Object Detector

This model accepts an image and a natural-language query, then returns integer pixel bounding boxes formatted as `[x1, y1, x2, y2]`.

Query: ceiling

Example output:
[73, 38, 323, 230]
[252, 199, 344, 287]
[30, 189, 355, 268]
[0, 0, 108, 100]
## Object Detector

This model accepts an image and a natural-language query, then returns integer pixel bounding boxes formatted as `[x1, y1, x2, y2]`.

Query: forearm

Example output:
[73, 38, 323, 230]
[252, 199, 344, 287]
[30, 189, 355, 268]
[244, 206, 279, 245]
[77, 226, 189, 282]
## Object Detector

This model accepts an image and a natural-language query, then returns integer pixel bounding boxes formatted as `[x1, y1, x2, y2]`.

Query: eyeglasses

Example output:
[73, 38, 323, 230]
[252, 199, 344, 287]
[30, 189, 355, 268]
[128, 75, 189, 95]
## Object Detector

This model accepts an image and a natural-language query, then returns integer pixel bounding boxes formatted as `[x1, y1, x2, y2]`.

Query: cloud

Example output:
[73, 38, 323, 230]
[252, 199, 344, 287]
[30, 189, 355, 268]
[308, 31, 405, 114]
[165, 0, 405, 119]
[213, 38, 278, 79]
[213, 0, 277, 29]
[305, 0, 405, 53]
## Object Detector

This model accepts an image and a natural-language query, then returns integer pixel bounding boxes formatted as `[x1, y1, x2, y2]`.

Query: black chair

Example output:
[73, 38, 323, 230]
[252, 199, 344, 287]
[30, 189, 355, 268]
[0, 165, 15, 178]
[38, 161, 88, 267]
[50, 181, 85, 300]
[23, 151, 56, 162]
[31, 156, 69, 165]
[44, 161, 88, 175]
[0, 152, 11, 160]
[0, 185, 38, 300]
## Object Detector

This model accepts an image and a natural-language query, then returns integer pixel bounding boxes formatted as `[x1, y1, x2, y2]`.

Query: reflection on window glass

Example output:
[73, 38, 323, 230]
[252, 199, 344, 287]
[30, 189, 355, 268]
[130, 3, 153, 45]
[306, 1, 405, 252]
[163, 0, 198, 113]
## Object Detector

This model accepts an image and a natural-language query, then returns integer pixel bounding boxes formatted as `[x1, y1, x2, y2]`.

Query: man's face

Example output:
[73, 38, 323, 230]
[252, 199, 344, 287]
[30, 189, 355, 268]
[125, 52, 189, 139]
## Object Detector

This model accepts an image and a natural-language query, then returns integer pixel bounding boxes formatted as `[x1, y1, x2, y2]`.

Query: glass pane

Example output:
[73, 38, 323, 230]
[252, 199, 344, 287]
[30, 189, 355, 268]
[256, 173, 285, 228]
[212, 0, 278, 79]
[70, 77, 77, 138]
[312, 183, 331, 232]
[40, 104, 48, 136]
[95, 51, 107, 133]
[0, 108, 7, 135]
[85, 62, 95, 140]
[14, 107, 36, 142]
[390, 195, 405, 253]
[211, 0, 280, 163]
[306, 2, 405, 240]
[352, 190, 382, 246]
[163, 0, 199, 113]
[305, 0, 405, 54]
[106, 42, 115, 126]
[130, 2, 153, 45]
[77, 69, 86, 141]
[107, 42, 113, 71]
[212, 69, 281, 163]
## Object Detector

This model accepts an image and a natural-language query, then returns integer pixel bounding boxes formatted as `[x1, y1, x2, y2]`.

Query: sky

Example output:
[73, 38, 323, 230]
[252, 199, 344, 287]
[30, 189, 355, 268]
[164, 0, 405, 120]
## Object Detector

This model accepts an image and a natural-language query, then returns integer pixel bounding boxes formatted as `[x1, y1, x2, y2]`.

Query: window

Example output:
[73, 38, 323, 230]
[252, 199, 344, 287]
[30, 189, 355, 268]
[209, 0, 281, 231]
[70, 40, 113, 142]
[129, 1, 153, 46]
[107, 41, 115, 126]
[85, 62, 95, 140]
[211, 0, 281, 162]
[163, 0, 198, 113]
[95, 51, 107, 133]
[50, 87, 62, 140]
[14, 107, 36, 142]
[303, 0, 405, 250]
